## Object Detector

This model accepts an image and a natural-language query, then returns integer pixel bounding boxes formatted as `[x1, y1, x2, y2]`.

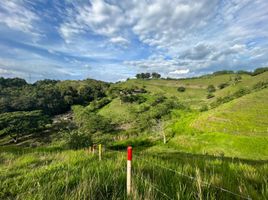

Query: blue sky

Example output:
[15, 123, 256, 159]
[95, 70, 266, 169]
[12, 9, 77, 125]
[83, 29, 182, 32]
[0, 0, 268, 82]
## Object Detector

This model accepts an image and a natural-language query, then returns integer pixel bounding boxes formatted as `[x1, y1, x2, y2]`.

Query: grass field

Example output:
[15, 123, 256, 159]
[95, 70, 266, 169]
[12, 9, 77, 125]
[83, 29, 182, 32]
[1, 145, 267, 200]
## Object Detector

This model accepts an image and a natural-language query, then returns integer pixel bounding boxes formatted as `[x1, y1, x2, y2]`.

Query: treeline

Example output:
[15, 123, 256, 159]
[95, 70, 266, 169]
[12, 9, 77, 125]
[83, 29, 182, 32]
[0, 78, 109, 115]
[136, 72, 161, 79]
[212, 67, 268, 76]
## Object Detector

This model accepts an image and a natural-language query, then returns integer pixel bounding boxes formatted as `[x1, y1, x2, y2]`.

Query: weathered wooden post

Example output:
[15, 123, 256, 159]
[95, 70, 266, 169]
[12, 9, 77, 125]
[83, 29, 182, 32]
[127, 146, 132, 195]
[98, 144, 102, 161]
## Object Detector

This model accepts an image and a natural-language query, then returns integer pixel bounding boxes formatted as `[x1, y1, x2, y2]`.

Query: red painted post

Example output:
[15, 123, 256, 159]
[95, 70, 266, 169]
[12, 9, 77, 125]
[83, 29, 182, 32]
[127, 146, 132, 195]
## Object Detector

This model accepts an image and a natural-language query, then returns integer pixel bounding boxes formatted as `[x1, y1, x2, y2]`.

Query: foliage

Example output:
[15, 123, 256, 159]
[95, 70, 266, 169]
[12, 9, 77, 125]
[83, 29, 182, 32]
[88, 98, 111, 111]
[199, 105, 208, 112]
[253, 81, 268, 90]
[135, 72, 161, 79]
[236, 70, 252, 75]
[213, 70, 234, 75]
[177, 86, 186, 92]
[151, 72, 161, 79]
[218, 82, 229, 89]
[207, 85, 216, 93]
[64, 130, 92, 150]
[135, 97, 181, 132]
[0, 110, 51, 142]
[120, 94, 146, 104]
[0, 77, 27, 88]
[252, 67, 268, 76]
[136, 73, 151, 79]
[72, 105, 115, 134]
[207, 93, 215, 99]
[0, 77, 109, 115]
[211, 88, 251, 108]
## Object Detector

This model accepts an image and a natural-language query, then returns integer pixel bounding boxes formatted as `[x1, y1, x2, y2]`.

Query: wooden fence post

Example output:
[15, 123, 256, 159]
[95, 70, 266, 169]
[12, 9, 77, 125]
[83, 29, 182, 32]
[99, 144, 102, 161]
[127, 146, 132, 196]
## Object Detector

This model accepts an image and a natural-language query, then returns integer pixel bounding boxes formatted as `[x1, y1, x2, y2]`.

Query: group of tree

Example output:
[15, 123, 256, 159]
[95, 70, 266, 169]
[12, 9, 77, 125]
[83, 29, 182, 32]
[0, 110, 51, 143]
[0, 78, 109, 115]
[212, 67, 268, 76]
[136, 72, 161, 79]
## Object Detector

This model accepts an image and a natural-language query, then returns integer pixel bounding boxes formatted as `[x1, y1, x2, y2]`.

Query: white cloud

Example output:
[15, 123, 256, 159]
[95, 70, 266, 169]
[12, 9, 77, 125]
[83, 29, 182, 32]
[110, 36, 129, 45]
[0, 0, 40, 35]
[169, 69, 190, 75]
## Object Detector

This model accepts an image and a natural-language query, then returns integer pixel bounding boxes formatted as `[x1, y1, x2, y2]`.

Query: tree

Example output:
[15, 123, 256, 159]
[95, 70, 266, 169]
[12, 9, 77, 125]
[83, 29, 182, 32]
[136, 73, 151, 79]
[0, 110, 51, 143]
[64, 130, 92, 150]
[152, 72, 161, 79]
[207, 85, 216, 93]
[72, 106, 114, 134]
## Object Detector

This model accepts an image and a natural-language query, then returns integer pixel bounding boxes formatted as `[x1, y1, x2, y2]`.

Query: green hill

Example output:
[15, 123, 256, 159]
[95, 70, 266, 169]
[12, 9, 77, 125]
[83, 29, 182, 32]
[192, 88, 268, 136]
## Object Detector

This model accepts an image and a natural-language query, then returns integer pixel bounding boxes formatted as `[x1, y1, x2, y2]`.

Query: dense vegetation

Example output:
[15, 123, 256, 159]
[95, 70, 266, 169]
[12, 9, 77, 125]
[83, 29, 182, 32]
[0, 78, 109, 115]
[0, 67, 267, 199]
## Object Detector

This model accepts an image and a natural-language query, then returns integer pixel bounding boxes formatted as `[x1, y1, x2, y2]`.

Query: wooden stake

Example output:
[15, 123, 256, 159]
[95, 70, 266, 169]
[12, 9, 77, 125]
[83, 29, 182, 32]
[98, 144, 102, 161]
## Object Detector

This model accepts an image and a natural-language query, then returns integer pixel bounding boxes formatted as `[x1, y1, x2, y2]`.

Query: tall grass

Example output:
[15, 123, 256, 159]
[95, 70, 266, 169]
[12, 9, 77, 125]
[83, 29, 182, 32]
[1, 146, 267, 200]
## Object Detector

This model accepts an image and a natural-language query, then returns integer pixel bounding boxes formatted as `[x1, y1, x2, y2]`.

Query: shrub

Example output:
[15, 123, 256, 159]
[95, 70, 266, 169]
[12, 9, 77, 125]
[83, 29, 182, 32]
[65, 130, 92, 150]
[253, 81, 268, 90]
[177, 86, 186, 92]
[207, 85, 216, 93]
[89, 98, 111, 111]
[200, 105, 209, 112]
[207, 93, 215, 99]
[218, 83, 229, 89]
[121, 94, 146, 104]
[72, 105, 115, 134]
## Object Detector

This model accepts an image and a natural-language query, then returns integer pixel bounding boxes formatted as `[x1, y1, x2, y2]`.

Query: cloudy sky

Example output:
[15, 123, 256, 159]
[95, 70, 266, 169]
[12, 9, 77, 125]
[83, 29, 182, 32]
[0, 0, 268, 82]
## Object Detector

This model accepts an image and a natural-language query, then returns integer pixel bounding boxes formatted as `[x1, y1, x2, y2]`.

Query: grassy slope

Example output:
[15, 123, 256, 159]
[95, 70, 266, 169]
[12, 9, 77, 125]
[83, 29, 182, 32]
[98, 98, 136, 124]
[213, 71, 268, 98]
[149, 110, 268, 160]
[192, 88, 268, 136]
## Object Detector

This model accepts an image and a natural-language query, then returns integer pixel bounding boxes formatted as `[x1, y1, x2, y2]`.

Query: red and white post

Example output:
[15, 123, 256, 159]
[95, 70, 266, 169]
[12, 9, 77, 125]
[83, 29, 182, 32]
[127, 146, 132, 196]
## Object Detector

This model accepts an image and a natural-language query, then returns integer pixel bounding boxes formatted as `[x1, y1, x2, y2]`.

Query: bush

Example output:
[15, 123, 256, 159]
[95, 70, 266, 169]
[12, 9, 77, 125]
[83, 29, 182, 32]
[207, 85, 216, 93]
[218, 83, 229, 89]
[177, 86, 186, 92]
[253, 81, 268, 90]
[72, 105, 115, 134]
[200, 105, 209, 112]
[207, 93, 215, 99]
[89, 98, 111, 111]
[65, 130, 92, 150]
[121, 94, 146, 104]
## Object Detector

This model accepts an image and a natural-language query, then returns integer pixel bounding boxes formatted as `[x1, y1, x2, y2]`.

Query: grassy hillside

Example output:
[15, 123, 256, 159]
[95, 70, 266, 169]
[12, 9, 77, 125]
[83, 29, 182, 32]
[192, 88, 268, 136]
[214, 71, 268, 98]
